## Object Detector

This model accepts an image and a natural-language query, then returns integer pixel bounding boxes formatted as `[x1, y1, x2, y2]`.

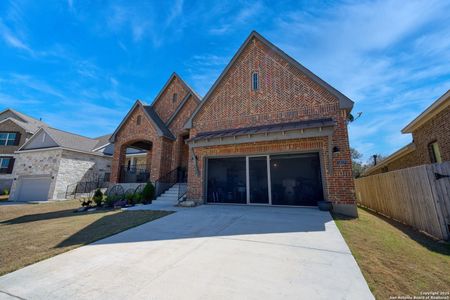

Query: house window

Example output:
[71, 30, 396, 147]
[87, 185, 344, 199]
[429, 141, 442, 163]
[251, 72, 259, 91]
[0, 157, 13, 174]
[0, 132, 18, 146]
[137, 115, 142, 125]
[172, 93, 178, 103]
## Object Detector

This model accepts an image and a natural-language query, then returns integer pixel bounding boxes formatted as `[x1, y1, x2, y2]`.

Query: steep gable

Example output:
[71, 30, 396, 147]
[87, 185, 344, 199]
[110, 100, 175, 143]
[152, 73, 200, 123]
[186, 31, 353, 131]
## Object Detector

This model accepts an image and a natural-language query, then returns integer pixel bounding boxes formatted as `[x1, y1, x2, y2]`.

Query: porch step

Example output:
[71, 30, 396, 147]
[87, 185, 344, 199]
[154, 184, 182, 202]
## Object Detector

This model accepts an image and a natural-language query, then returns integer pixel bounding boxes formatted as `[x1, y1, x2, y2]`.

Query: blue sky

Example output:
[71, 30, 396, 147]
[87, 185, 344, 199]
[0, 0, 449, 162]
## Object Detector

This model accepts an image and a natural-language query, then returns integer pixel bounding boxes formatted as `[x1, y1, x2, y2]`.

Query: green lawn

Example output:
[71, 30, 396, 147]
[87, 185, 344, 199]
[334, 207, 450, 299]
[0, 200, 172, 275]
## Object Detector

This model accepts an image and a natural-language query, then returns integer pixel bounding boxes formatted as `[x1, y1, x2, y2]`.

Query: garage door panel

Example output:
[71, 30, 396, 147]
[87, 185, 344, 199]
[207, 158, 247, 204]
[17, 177, 52, 202]
[206, 153, 324, 206]
[270, 153, 324, 206]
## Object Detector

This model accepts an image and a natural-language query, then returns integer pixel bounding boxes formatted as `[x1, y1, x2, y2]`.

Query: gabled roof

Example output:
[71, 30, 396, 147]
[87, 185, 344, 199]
[19, 126, 111, 155]
[402, 89, 450, 134]
[0, 108, 47, 133]
[109, 100, 175, 142]
[166, 92, 197, 127]
[185, 31, 354, 129]
[143, 105, 175, 139]
[151, 72, 201, 108]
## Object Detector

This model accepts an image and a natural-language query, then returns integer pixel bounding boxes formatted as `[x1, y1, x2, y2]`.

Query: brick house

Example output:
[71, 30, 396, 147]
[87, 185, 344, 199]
[364, 90, 449, 176]
[0, 109, 47, 192]
[110, 31, 357, 216]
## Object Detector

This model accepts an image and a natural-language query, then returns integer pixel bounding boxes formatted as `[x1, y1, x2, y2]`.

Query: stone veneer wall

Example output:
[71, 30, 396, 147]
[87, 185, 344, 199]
[9, 149, 62, 201]
[9, 149, 111, 201]
[54, 150, 112, 199]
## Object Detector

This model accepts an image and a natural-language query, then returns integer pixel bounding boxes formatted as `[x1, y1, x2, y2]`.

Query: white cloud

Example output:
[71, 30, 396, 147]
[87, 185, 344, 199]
[269, 0, 450, 158]
[0, 20, 33, 54]
[209, 0, 265, 35]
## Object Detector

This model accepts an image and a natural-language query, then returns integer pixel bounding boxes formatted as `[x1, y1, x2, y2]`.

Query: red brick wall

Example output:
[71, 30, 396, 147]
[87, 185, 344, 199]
[188, 36, 355, 205]
[111, 104, 167, 183]
[412, 105, 450, 164]
[168, 96, 199, 169]
[192, 38, 338, 133]
[152, 76, 191, 123]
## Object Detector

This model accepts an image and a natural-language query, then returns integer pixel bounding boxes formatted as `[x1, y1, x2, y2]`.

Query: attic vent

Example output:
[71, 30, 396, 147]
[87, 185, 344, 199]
[173, 93, 178, 103]
[137, 115, 142, 125]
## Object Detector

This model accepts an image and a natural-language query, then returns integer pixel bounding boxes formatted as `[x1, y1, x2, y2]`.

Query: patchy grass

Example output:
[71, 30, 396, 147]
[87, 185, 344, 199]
[334, 207, 450, 299]
[0, 200, 172, 275]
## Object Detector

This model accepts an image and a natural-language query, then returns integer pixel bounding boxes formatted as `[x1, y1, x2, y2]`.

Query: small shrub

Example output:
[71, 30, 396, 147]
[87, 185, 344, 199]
[125, 193, 134, 205]
[104, 195, 116, 208]
[3, 188, 9, 196]
[133, 193, 143, 204]
[142, 182, 155, 204]
[92, 189, 104, 207]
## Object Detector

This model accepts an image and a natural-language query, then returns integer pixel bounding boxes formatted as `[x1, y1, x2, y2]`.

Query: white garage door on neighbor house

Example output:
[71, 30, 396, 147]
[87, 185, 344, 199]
[16, 176, 52, 202]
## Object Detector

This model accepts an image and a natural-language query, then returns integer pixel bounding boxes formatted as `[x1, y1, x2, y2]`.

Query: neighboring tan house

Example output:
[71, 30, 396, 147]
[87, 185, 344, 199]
[110, 31, 357, 216]
[9, 127, 113, 202]
[365, 90, 450, 176]
[0, 109, 47, 192]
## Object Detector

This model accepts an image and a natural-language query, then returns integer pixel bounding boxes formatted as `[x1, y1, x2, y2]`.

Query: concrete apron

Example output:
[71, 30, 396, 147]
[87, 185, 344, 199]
[0, 205, 373, 300]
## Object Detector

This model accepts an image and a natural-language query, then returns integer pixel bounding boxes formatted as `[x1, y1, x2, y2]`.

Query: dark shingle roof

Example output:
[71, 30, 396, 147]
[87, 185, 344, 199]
[93, 134, 112, 149]
[0, 108, 48, 133]
[44, 127, 105, 153]
[143, 105, 175, 139]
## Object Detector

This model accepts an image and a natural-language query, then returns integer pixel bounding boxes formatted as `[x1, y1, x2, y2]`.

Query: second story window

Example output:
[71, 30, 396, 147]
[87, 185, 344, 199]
[137, 115, 142, 125]
[0, 132, 18, 146]
[0, 157, 13, 174]
[172, 93, 178, 103]
[252, 72, 259, 91]
[429, 141, 442, 163]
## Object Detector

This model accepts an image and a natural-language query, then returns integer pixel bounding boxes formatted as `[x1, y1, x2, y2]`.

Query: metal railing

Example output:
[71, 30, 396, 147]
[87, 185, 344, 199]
[65, 179, 109, 199]
[177, 183, 188, 202]
[154, 167, 187, 199]
[120, 164, 151, 183]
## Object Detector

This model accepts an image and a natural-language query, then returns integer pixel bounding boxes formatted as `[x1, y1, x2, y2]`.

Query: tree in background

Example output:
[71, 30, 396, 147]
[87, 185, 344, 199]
[351, 148, 368, 178]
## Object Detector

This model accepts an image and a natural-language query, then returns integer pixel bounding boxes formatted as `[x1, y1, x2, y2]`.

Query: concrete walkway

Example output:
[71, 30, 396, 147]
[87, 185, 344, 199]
[0, 204, 373, 300]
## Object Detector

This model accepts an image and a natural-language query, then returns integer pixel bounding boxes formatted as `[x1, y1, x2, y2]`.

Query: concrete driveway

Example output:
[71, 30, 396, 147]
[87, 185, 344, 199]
[0, 205, 373, 300]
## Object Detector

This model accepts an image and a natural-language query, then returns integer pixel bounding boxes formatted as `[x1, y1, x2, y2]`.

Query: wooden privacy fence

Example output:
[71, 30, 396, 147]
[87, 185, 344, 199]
[355, 162, 450, 240]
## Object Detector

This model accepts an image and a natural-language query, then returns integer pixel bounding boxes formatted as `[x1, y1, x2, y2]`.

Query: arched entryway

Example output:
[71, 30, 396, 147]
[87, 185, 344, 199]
[119, 140, 153, 183]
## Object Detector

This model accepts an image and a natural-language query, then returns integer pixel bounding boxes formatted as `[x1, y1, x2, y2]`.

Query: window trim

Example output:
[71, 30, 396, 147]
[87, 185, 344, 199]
[428, 141, 442, 163]
[0, 156, 13, 174]
[251, 71, 259, 91]
[0, 132, 18, 146]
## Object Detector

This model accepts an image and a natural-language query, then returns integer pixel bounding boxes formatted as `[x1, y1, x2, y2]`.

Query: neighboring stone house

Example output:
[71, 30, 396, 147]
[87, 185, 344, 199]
[110, 31, 357, 216]
[9, 127, 113, 201]
[0, 109, 47, 192]
[365, 90, 450, 176]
